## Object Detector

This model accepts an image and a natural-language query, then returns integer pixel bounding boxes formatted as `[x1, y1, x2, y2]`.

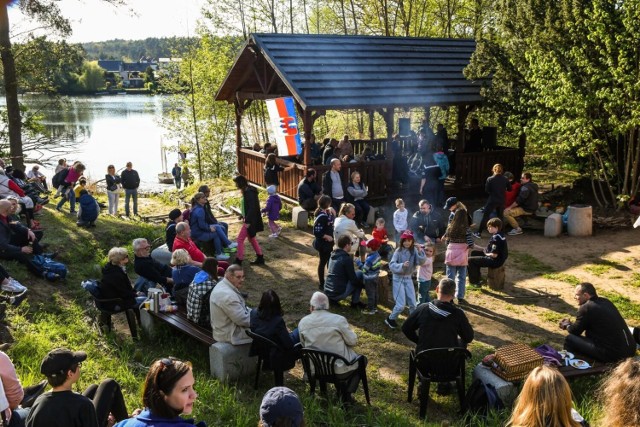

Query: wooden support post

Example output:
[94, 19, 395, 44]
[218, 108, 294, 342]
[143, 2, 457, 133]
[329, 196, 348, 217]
[424, 106, 431, 125]
[368, 110, 375, 140]
[303, 109, 312, 166]
[456, 105, 466, 152]
[234, 101, 243, 160]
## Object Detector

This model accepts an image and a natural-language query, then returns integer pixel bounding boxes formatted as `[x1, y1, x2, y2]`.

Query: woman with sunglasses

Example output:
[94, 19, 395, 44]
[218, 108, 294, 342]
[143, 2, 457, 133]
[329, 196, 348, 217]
[114, 358, 206, 427]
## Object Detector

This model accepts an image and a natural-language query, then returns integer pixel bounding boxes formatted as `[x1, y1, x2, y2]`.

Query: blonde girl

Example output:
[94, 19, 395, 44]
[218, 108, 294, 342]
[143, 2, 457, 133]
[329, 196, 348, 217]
[416, 242, 435, 305]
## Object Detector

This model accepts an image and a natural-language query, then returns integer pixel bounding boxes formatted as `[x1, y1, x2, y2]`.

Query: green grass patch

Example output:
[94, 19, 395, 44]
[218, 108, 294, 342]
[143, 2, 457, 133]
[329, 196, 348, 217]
[509, 251, 554, 273]
[600, 291, 640, 323]
[538, 310, 565, 324]
[542, 273, 581, 285]
[623, 273, 640, 288]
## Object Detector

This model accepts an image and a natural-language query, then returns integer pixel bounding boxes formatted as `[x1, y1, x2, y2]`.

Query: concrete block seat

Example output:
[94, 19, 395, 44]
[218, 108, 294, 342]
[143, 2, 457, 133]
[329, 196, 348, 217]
[292, 206, 309, 230]
[140, 307, 256, 382]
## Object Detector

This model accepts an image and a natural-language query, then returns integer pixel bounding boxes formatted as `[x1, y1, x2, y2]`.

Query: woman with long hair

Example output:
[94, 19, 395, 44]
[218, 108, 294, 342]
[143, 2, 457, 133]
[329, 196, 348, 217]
[105, 164, 121, 215]
[312, 195, 334, 290]
[506, 365, 583, 427]
[443, 208, 473, 304]
[598, 358, 640, 426]
[233, 175, 265, 265]
[114, 358, 206, 427]
[250, 289, 299, 386]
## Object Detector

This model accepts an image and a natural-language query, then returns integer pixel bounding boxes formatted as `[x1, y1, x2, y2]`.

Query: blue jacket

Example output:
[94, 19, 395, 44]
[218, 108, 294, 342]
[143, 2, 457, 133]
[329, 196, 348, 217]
[324, 249, 358, 300]
[172, 264, 201, 293]
[189, 204, 211, 241]
[114, 409, 206, 427]
[78, 193, 98, 221]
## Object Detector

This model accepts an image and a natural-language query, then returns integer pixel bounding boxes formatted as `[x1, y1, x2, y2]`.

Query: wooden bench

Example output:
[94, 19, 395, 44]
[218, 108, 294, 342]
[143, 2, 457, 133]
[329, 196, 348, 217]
[140, 306, 256, 382]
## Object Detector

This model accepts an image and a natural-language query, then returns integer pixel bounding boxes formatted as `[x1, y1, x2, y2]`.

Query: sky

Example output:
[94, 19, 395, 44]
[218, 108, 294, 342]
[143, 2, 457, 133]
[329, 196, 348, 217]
[8, 0, 208, 43]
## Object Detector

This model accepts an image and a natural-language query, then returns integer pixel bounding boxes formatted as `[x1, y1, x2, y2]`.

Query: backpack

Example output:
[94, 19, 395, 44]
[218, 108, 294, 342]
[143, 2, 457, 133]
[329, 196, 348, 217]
[51, 168, 69, 188]
[464, 378, 504, 414]
[33, 255, 68, 279]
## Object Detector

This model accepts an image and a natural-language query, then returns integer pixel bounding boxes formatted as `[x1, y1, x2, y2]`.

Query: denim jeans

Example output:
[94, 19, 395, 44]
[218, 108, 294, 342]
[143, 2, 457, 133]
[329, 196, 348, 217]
[446, 265, 468, 299]
[124, 188, 138, 216]
[56, 187, 76, 212]
[107, 190, 119, 215]
[417, 279, 431, 305]
[212, 224, 231, 246]
[390, 275, 417, 319]
[335, 271, 363, 303]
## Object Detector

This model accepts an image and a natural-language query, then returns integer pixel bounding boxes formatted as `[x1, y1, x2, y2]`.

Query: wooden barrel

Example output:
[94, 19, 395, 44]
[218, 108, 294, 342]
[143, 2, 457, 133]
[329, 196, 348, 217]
[567, 204, 592, 237]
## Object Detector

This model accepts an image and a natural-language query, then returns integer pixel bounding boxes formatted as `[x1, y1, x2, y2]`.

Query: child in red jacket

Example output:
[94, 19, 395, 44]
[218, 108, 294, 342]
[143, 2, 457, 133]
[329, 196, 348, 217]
[372, 218, 393, 259]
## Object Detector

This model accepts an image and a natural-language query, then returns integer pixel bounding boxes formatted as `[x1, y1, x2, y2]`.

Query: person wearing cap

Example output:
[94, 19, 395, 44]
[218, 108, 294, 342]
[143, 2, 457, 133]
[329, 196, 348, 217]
[297, 169, 322, 212]
[105, 165, 121, 216]
[410, 199, 444, 245]
[26, 348, 129, 427]
[298, 292, 365, 402]
[113, 357, 205, 427]
[165, 209, 182, 251]
[355, 239, 382, 315]
[324, 235, 364, 309]
[259, 386, 304, 427]
[261, 185, 283, 238]
[26, 166, 47, 191]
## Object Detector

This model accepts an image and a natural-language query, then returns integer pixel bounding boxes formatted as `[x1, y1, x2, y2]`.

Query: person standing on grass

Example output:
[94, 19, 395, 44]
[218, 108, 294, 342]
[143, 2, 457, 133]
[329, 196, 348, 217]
[313, 195, 335, 290]
[443, 208, 473, 305]
[182, 166, 191, 188]
[55, 161, 85, 214]
[261, 185, 283, 238]
[120, 162, 140, 217]
[384, 230, 427, 329]
[171, 163, 182, 189]
[474, 163, 511, 239]
[393, 198, 409, 247]
[233, 175, 265, 266]
[468, 218, 508, 286]
[105, 165, 121, 216]
[26, 349, 129, 427]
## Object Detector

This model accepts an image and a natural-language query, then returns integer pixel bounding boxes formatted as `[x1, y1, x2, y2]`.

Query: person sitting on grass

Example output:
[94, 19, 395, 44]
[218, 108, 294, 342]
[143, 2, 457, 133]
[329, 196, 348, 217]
[132, 238, 173, 294]
[506, 365, 586, 427]
[77, 189, 99, 228]
[259, 387, 305, 427]
[170, 249, 201, 305]
[26, 348, 129, 427]
[186, 257, 220, 326]
[597, 358, 640, 427]
[113, 357, 206, 427]
[467, 217, 508, 286]
[324, 235, 365, 309]
[99, 247, 146, 312]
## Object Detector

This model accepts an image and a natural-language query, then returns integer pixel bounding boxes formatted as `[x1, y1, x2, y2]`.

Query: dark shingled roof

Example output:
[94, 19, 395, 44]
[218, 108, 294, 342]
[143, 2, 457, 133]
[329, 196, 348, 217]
[216, 34, 484, 110]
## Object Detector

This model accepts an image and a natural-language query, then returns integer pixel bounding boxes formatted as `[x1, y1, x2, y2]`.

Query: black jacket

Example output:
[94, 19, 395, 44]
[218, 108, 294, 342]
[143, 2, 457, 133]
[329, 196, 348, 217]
[165, 221, 177, 251]
[0, 218, 28, 258]
[105, 174, 121, 191]
[567, 296, 636, 362]
[134, 255, 172, 286]
[298, 178, 321, 204]
[99, 263, 136, 310]
[242, 186, 264, 237]
[322, 170, 345, 200]
[324, 249, 358, 301]
[411, 210, 444, 240]
[120, 169, 140, 190]
[484, 232, 508, 267]
[249, 309, 297, 371]
[516, 181, 539, 213]
[204, 201, 219, 225]
[313, 211, 334, 253]
[485, 174, 511, 206]
[402, 299, 474, 353]
[264, 164, 284, 186]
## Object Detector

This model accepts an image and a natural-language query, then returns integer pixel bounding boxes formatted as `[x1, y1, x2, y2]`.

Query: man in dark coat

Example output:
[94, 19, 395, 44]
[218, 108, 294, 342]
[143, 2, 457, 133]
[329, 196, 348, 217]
[402, 278, 474, 353]
[120, 162, 140, 217]
[504, 172, 540, 235]
[132, 237, 173, 293]
[560, 283, 636, 363]
[324, 235, 364, 308]
[297, 169, 322, 211]
[474, 163, 511, 239]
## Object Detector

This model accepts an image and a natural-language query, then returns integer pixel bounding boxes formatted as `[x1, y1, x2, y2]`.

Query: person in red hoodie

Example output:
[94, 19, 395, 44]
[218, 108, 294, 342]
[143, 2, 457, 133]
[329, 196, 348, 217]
[504, 171, 521, 208]
[371, 217, 393, 259]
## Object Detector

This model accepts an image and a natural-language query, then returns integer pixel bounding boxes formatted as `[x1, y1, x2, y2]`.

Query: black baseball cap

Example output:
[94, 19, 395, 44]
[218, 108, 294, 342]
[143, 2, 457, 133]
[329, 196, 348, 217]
[40, 348, 87, 377]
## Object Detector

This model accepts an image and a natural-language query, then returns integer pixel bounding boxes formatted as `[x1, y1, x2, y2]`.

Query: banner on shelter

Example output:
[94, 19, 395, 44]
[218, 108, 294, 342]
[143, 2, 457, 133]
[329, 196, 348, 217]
[265, 97, 302, 156]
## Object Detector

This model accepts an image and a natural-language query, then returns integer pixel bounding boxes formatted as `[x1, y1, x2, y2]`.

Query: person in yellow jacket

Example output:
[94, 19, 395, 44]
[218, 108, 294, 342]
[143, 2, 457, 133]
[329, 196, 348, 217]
[73, 178, 87, 199]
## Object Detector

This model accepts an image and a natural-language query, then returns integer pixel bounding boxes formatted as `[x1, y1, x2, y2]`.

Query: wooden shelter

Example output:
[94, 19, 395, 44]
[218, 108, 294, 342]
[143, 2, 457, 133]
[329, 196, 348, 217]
[216, 33, 524, 201]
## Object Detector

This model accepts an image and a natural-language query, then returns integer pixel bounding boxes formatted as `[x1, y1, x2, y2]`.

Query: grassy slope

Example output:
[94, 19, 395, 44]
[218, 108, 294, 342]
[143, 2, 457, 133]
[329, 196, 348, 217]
[2, 182, 607, 427]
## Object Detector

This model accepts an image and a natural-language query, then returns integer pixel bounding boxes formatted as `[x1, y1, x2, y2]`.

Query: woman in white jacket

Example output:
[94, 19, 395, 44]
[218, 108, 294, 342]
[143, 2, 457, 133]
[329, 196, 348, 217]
[333, 203, 365, 254]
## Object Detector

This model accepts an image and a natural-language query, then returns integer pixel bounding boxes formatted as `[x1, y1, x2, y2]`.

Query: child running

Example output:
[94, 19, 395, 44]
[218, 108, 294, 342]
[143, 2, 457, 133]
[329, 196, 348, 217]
[416, 242, 435, 305]
[356, 239, 382, 315]
[393, 198, 408, 247]
[261, 185, 283, 238]
[385, 230, 427, 329]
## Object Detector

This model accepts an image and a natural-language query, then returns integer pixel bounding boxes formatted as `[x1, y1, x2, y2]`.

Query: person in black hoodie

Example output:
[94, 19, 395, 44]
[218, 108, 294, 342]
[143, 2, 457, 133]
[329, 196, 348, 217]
[233, 175, 265, 265]
[474, 163, 511, 239]
[468, 218, 508, 285]
[99, 247, 145, 311]
[323, 235, 364, 308]
[313, 195, 335, 290]
[402, 278, 474, 354]
[120, 162, 140, 217]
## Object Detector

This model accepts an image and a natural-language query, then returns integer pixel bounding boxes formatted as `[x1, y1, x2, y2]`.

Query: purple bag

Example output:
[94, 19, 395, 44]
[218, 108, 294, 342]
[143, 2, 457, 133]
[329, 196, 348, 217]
[535, 344, 563, 367]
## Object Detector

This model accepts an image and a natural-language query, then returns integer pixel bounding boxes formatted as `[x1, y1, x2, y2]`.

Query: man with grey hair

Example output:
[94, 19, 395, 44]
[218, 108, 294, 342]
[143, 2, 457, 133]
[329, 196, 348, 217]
[172, 222, 206, 267]
[209, 264, 250, 344]
[322, 158, 346, 213]
[298, 291, 364, 402]
[132, 238, 173, 294]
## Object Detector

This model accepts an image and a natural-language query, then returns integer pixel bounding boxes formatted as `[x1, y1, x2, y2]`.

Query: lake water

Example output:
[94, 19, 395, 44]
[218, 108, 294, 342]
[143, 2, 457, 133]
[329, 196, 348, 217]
[19, 94, 179, 191]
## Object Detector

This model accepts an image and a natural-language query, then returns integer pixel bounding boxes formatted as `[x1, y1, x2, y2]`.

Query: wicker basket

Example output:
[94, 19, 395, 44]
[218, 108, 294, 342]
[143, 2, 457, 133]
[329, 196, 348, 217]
[491, 343, 543, 382]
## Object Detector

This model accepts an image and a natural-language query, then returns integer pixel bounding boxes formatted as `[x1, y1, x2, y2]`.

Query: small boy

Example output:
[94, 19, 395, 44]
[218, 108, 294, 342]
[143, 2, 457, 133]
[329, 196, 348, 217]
[372, 217, 394, 259]
[73, 177, 87, 200]
[261, 185, 283, 237]
[356, 239, 382, 314]
[468, 218, 508, 285]
[393, 198, 408, 247]
[77, 189, 99, 227]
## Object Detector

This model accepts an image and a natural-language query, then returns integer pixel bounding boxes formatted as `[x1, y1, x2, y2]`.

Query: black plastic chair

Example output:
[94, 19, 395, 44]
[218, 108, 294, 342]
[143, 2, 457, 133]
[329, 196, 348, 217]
[407, 347, 471, 418]
[300, 348, 370, 405]
[83, 282, 140, 339]
[246, 330, 285, 388]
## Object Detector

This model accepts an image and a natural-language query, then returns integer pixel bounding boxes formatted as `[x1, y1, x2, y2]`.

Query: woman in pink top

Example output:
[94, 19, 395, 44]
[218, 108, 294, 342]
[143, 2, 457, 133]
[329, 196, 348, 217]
[56, 162, 85, 214]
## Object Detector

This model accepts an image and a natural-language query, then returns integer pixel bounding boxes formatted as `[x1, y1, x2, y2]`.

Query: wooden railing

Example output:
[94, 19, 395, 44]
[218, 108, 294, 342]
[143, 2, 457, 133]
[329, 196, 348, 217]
[238, 148, 388, 201]
[454, 146, 524, 189]
[351, 137, 414, 156]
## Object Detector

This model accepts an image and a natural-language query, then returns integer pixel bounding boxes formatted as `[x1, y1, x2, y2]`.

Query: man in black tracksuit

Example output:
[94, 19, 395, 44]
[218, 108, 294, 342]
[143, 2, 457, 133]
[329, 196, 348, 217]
[560, 282, 636, 363]
[402, 278, 474, 353]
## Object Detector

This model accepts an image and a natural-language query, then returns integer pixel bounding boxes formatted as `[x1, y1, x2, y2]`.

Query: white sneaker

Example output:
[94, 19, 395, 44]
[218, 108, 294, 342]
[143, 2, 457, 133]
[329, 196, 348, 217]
[2, 278, 27, 293]
[269, 233, 278, 238]
[276, 226, 282, 236]
[216, 253, 230, 261]
[508, 228, 523, 236]
[228, 242, 238, 249]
